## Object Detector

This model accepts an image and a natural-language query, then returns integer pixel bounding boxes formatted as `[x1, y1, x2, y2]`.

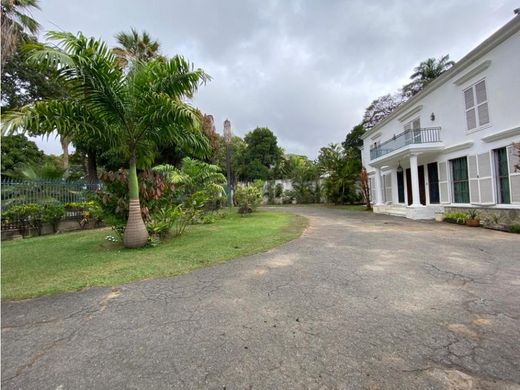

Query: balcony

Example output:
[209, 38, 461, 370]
[369, 127, 442, 160]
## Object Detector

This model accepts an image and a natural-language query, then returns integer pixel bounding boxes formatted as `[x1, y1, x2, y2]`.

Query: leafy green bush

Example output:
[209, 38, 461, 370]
[444, 212, 467, 224]
[41, 203, 65, 232]
[1, 203, 44, 236]
[509, 224, 520, 234]
[234, 184, 262, 214]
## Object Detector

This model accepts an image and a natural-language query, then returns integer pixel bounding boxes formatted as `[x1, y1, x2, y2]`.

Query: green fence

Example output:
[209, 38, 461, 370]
[1, 179, 100, 210]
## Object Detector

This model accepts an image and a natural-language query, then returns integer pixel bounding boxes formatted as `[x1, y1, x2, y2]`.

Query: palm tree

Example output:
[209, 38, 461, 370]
[402, 54, 455, 97]
[1, 0, 40, 68]
[154, 157, 226, 200]
[2, 31, 210, 248]
[113, 28, 161, 69]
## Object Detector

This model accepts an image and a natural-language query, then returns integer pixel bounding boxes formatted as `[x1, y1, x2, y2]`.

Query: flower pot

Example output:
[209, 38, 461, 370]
[466, 219, 480, 227]
[434, 212, 444, 222]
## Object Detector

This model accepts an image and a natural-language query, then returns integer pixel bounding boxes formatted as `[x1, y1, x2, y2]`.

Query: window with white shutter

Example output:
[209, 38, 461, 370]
[464, 79, 490, 131]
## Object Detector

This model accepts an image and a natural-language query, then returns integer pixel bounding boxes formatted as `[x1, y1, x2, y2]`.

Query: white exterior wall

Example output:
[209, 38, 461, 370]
[361, 20, 520, 216]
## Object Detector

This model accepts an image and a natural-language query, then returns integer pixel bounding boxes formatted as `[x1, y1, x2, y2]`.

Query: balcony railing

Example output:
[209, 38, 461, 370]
[369, 127, 442, 160]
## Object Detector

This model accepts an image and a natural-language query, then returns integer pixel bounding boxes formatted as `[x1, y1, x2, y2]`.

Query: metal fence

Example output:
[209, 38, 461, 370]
[1, 179, 100, 210]
[370, 127, 442, 160]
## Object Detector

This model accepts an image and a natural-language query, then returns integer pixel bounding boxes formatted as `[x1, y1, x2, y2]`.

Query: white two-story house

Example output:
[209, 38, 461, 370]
[360, 15, 520, 220]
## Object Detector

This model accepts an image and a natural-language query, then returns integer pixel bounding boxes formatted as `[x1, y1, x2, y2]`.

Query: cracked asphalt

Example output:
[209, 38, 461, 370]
[2, 206, 520, 389]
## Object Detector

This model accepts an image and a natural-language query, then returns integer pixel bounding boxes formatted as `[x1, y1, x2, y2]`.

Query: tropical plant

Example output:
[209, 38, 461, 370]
[318, 143, 360, 204]
[0, 0, 40, 67]
[234, 184, 262, 214]
[402, 55, 455, 97]
[113, 28, 161, 69]
[153, 157, 226, 204]
[2, 31, 210, 248]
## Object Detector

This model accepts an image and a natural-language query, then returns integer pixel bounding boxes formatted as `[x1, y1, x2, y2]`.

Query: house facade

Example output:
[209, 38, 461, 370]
[360, 15, 520, 220]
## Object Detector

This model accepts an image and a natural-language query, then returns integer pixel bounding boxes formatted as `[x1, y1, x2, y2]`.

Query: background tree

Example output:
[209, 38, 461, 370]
[1, 134, 44, 177]
[342, 123, 365, 161]
[0, 0, 40, 67]
[318, 143, 360, 204]
[113, 28, 161, 68]
[239, 127, 283, 181]
[3, 31, 210, 248]
[362, 93, 404, 130]
[402, 54, 455, 97]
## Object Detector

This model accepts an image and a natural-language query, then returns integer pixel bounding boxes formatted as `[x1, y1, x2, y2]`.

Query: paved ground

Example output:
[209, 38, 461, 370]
[2, 207, 520, 390]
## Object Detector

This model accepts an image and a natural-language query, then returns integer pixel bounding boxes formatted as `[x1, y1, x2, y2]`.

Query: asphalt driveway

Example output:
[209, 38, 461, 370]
[2, 206, 520, 389]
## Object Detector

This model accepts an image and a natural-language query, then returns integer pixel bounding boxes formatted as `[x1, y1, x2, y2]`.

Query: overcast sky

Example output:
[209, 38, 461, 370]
[31, 0, 517, 158]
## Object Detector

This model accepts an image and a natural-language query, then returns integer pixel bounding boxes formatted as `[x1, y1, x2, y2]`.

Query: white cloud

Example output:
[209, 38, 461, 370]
[31, 0, 518, 158]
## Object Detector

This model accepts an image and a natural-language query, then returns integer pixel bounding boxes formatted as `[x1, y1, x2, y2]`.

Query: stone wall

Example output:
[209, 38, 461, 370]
[444, 206, 520, 225]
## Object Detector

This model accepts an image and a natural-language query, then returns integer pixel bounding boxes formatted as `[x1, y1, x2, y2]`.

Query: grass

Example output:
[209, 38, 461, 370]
[1, 210, 307, 300]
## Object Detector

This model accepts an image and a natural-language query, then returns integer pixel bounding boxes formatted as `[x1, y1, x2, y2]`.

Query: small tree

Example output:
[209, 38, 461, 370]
[360, 167, 371, 210]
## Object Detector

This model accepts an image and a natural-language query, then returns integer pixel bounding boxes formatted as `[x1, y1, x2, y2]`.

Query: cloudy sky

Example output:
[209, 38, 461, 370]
[31, 0, 517, 158]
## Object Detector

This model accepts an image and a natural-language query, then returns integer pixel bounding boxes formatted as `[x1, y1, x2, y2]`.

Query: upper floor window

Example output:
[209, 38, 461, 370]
[464, 79, 489, 131]
[404, 118, 420, 131]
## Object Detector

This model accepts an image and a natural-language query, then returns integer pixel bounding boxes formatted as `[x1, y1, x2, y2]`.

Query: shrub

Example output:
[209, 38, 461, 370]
[235, 184, 262, 214]
[509, 224, 520, 234]
[1, 204, 44, 236]
[41, 203, 65, 232]
[466, 209, 479, 220]
[444, 212, 467, 224]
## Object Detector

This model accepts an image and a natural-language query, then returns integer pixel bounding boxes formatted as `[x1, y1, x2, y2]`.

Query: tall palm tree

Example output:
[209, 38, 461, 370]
[1, 0, 40, 68]
[402, 54, 455, 97]
[113, 28, 161, 69]
[3, 31, 210, 248]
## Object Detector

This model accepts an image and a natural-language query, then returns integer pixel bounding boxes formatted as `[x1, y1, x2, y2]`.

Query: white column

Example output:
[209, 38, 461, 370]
[391, 168, 399, 204]
[409, 154, 422, 207]
[374, 167, 384, 205]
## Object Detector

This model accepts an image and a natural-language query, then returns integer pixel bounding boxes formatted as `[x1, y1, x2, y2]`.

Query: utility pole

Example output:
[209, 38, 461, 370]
[224, 119, 233, 207]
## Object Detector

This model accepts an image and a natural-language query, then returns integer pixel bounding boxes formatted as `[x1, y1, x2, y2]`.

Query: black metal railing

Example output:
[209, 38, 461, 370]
[370, 127, 442, 160]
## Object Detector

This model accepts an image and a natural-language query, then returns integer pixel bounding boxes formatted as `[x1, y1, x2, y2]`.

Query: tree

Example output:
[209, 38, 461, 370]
[113, 28, 161, 69]
[2, 31, 210, 248]
[360, 167, 371, 210]
[342, 124, 365, 162]
[1, 133, 44, 177]
[239, 127, 283, 181]
[402, 54, 455, 97]
[362, 93, 404, 130]
[318, 143, 360, 204]
[0, 0, 40, 68]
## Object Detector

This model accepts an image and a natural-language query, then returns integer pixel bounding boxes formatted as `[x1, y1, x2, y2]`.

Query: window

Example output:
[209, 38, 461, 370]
[464, 79, 489, 131]
[451, 157, 470, 203]
[494, 147, 510, 204]
[404, 118, 421, 143]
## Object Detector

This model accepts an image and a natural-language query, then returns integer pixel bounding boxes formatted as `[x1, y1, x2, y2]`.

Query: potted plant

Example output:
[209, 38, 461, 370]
[465, 209, 480, 227]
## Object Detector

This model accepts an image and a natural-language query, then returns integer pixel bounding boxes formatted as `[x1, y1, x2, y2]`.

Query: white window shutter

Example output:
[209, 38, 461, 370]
[438, 161, 450, 203]
[508, 145, 520, 204]
[464, 88, 475, 109]
[477, 103, 489, 126]
[475, 80, 487, 104]
[466, 109, 477, 130]
[477, 152, 494, 204]
[467, 155, 479, 203]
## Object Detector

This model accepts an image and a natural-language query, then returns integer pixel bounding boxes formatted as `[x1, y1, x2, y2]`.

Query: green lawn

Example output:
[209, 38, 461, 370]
[1, 210, 307, 300]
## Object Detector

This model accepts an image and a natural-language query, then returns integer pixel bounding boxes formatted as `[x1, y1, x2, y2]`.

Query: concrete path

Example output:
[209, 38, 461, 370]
[2, 207, 520, 389]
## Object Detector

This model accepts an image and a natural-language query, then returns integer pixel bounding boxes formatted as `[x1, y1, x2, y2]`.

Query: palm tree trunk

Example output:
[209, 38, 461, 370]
[86, 149, 98, 184]
[123, 155, 148, 248]
[60, 135, 71, 170]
